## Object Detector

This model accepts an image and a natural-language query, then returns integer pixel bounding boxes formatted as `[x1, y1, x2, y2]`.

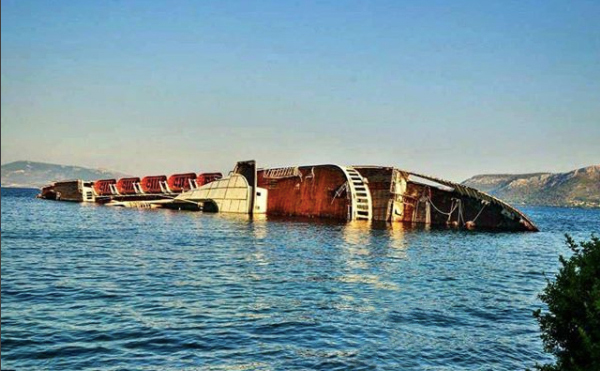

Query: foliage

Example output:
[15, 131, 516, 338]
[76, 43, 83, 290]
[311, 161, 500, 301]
[533, 235, 600, 371]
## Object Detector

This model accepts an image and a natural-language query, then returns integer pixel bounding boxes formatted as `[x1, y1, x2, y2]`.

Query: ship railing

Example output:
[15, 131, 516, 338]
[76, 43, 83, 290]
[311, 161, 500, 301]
[188, 179, 199, 190]
[159, 181, 174, 194]
[133, 183, 145, 194]
[109, 184, 120, 195]
[264, 167, 301, 179]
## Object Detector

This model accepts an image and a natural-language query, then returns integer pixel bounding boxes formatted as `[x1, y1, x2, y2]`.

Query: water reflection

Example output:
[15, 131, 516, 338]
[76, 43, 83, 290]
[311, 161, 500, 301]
[341, 220, 410, 257]
[4, 189, 597, 370]
[341, 220, 372, 246]
[250, 214, 268, 240]
[334, 221, 404, 292]
[386, 222, 410, 258]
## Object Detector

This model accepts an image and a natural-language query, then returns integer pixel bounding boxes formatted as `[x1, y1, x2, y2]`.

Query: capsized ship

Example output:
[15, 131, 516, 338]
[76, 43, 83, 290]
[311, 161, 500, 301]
[39, 160, 538, 231]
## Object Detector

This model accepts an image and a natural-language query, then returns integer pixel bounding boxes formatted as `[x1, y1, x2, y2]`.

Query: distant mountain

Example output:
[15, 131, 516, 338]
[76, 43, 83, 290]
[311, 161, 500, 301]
[1, 161, 129, 188]
[462, 165, 600, 208]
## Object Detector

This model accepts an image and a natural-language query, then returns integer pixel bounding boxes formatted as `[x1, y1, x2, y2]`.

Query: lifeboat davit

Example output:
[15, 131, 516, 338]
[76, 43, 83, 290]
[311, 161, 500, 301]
[167, 173, 196, 193]
[141, 175, 167, 194]
[93, 179, 116, 196]
[197, 172, 223, 187]
[116, 177, 141, 195]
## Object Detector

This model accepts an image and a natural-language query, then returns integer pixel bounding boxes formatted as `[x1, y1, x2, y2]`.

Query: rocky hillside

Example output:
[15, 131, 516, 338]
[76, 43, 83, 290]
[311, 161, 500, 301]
[1, 161, 129, 188]
[462, 165, 600, 208]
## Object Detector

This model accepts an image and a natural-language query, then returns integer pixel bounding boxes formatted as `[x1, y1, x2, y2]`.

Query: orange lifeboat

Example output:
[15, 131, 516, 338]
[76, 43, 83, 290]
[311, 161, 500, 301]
[116, 177, 141, 195]
[93, 179, 116, 196]
[141, 175, 167, 194]
[197, 172, 223, 186]
[167, 173, 196, 193]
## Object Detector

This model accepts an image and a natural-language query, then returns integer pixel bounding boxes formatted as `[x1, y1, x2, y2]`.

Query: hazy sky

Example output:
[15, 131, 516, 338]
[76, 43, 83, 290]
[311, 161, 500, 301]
[2, 0, 599, 181]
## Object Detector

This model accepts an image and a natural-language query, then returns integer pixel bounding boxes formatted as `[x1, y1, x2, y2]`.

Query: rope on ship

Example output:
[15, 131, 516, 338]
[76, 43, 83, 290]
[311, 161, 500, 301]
[426, 196, 465, 226]
[331, 181, 348, 204]
[457, 200, 465, 226]
[427, 196, 458, 217]
[470, 201, 489, 223]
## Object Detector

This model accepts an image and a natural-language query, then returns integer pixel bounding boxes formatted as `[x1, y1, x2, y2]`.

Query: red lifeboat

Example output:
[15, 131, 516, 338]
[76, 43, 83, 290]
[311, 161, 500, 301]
[141, 175, 167, 194]
[93, 179, 116, 196]
[197, 172, 223, 187]
[116, 177, 141, 195]
[167, 173, 196, 193]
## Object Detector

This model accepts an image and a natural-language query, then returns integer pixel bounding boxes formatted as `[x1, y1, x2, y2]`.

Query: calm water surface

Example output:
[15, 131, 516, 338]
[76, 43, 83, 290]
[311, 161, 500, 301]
[2, 187, 599, 370]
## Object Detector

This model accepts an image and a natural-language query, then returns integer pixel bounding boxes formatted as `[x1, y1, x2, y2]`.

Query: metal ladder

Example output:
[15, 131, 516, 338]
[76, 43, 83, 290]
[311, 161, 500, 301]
[343, 167, 372, 220]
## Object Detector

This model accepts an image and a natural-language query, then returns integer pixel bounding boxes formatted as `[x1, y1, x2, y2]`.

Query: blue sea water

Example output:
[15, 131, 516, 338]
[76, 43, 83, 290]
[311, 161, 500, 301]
[1, 187, 599, 371]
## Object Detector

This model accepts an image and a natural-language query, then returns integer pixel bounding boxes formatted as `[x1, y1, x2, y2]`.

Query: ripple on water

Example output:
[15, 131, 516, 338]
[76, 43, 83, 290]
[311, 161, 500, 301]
[2, 189, 598, 370]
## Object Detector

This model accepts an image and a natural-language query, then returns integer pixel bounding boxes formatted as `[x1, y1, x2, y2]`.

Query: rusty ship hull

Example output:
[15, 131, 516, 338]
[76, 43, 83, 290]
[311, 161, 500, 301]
[38, 160, 538, 231]
[256, 165, 537, 231]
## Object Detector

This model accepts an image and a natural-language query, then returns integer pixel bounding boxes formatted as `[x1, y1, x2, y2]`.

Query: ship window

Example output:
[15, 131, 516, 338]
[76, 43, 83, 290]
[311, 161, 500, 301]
[257, 192, 262, 196]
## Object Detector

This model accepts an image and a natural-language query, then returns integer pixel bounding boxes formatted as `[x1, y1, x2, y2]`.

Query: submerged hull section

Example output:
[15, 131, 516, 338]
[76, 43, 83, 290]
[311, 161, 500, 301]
[352, 167, 537, 231]
[37, 160, 538, 231]
[38, 180, 95, 202]
[350, 167, 407, 222]
[257, 165, 350, 220]
[175, 173, 255, 214]
[255, 165, 537, 231]
[402, 180, 536, 231]
[174, 161, 268, 214]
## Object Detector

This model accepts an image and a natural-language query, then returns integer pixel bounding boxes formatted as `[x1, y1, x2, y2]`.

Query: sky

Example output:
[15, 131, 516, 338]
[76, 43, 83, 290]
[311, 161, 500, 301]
[1, 0, 599, 181]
